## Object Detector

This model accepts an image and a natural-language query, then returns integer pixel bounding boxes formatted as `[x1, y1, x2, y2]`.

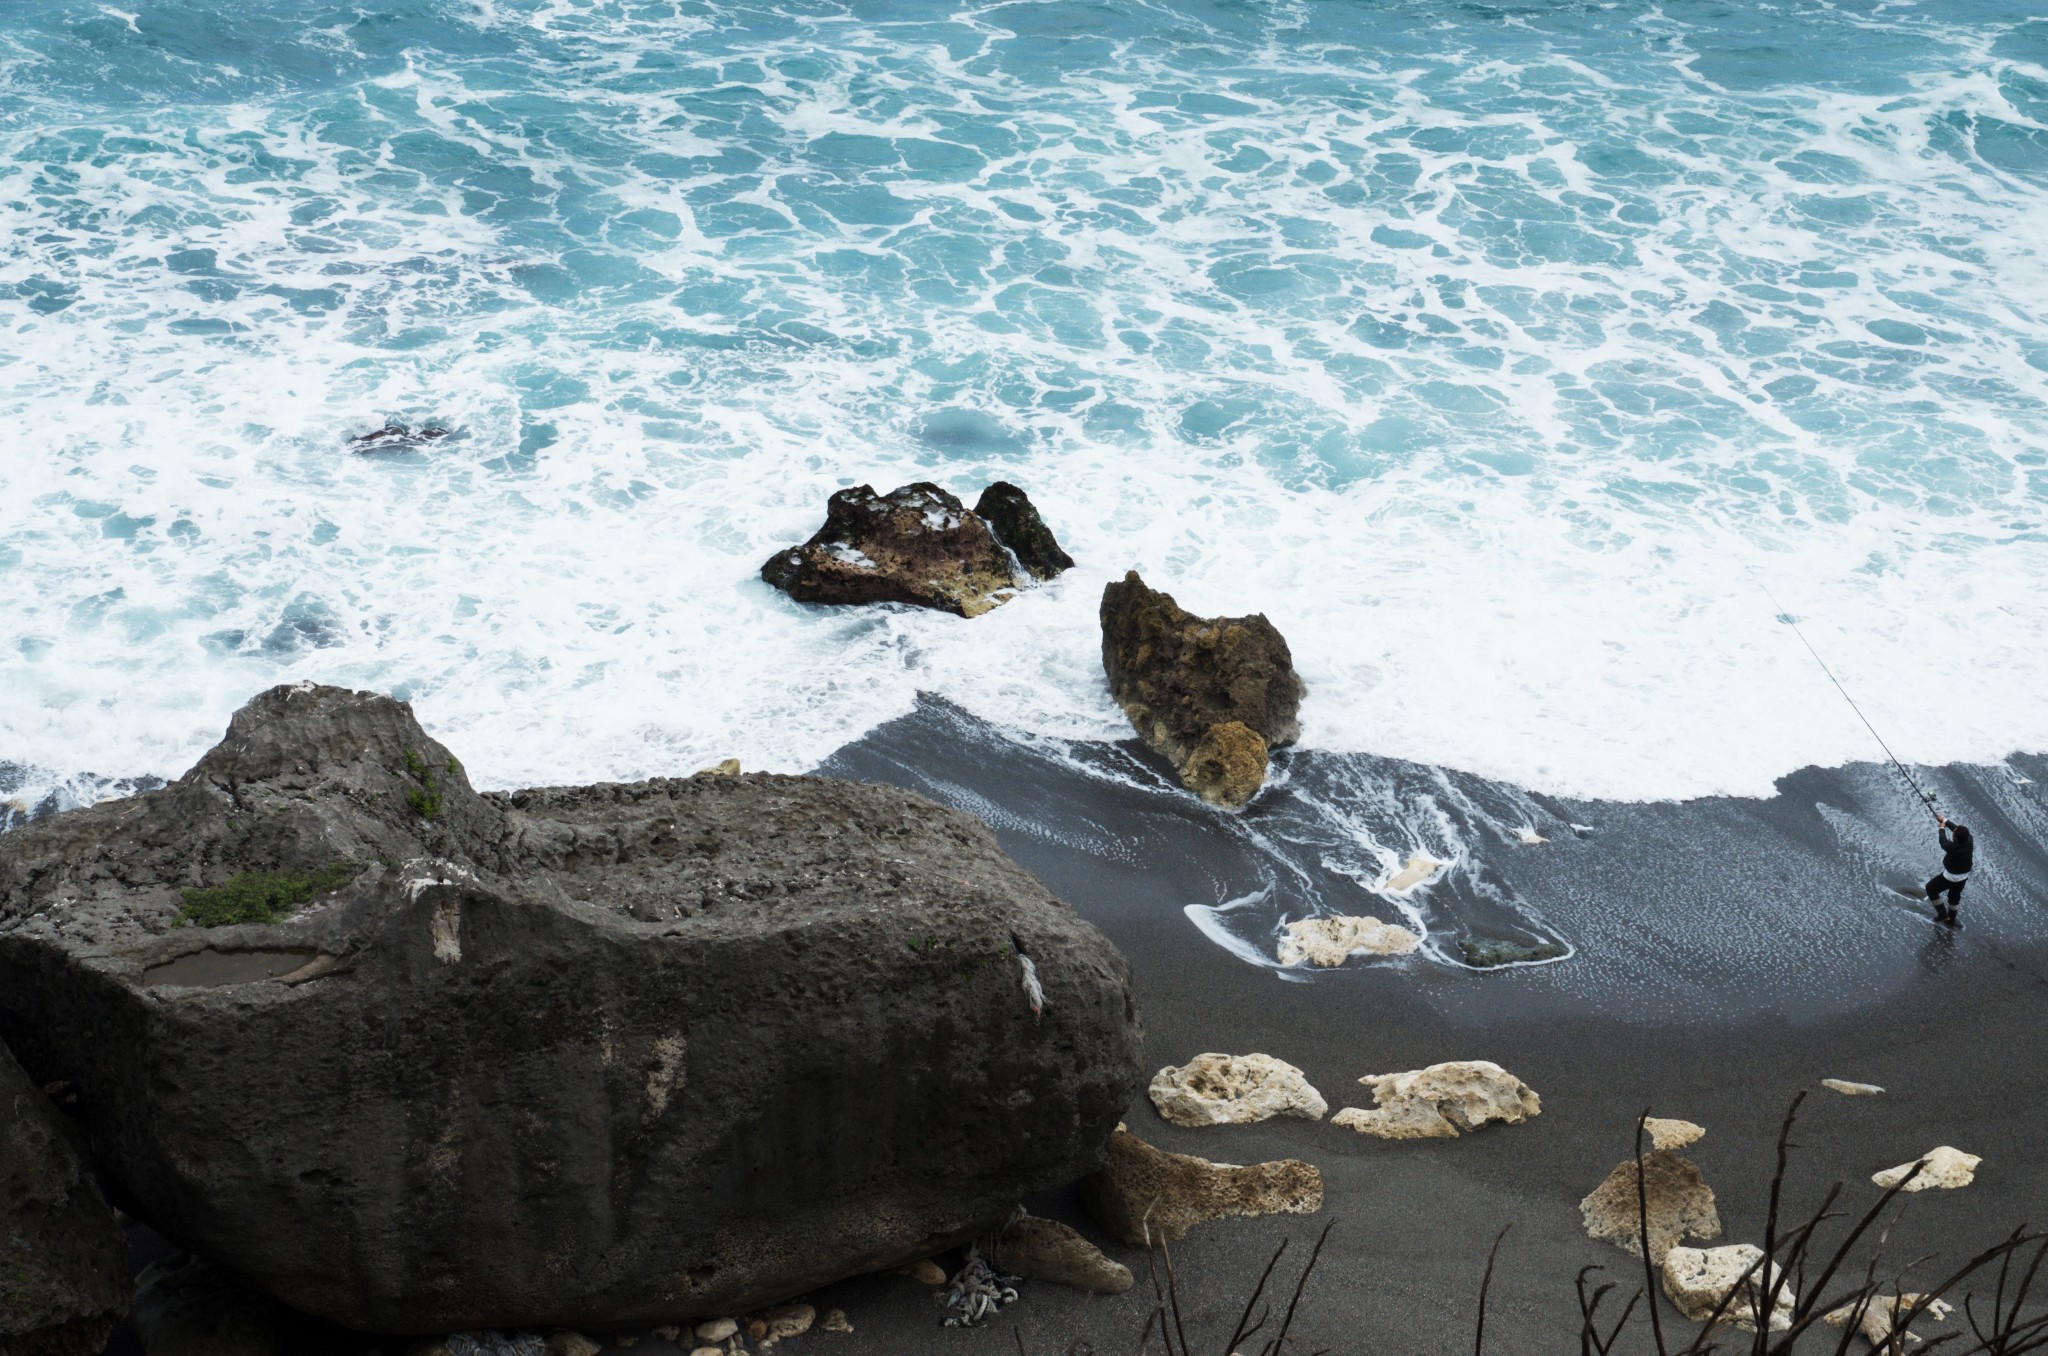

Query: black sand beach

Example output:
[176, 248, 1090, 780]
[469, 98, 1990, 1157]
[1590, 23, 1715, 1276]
[794, 699, 2048, 1356]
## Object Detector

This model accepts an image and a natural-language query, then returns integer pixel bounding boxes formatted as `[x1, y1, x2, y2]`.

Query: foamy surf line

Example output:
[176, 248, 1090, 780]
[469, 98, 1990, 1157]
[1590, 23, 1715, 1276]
[3, 0, 2048, 804]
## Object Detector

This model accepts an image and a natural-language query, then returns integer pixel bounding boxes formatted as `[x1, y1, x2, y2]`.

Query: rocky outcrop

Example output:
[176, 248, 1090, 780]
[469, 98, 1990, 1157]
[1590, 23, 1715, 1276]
[1147, 1054, 1327, 1127]
[1081, 1126, 1322, 1246]
[1873, 1146, 1980, 1192]
[1331, 1061, 1539, 1140]
[1098, 572, 1305, 809]
[1662, 1245, 1795, 1332]
[1278, 917, 1419, 967]
[0, 684, 1143, 1333]
[991, 1217, 1132, 1294]
[1578, 1152, 1721, 1263]
[1, 1044, 128, 1356]
[973, 482, 1073, 581]
[761, 483, 1032, 618]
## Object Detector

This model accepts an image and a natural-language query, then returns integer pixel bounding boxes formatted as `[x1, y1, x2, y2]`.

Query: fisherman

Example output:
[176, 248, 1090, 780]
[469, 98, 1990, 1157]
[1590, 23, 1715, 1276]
[1926, 812, 1974, 926]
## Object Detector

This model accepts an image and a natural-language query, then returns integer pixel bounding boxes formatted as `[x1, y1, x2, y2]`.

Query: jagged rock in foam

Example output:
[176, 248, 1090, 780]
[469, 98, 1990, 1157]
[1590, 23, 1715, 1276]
[1578, 1150, 1721, 1263]
[1662, 1245, 1795, 1332]
[972, 481, 1073, 581]
[760, 482, 1025, 618]
[991, 1216, 1133, 1294]
[1278, 916, 1419, 967]
[1098, 571, 1305, 809]
[1081, 1125, 1322, 1245]
[1332, 1061, 1540, 1140]
[1147, 1053, 1328, 1127]
[0, 684, 1142, 1332]
[0, 1043, 129, 1356]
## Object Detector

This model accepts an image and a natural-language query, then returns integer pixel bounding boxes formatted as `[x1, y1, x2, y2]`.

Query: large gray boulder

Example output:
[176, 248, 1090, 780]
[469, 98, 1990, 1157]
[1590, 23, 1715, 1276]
[1, 1041, 128, 1356]
[0, 684, 1143, 1335]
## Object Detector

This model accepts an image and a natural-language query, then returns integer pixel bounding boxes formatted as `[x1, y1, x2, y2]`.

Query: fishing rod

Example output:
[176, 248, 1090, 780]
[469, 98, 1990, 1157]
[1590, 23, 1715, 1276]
[1742, 563, 1941, 823]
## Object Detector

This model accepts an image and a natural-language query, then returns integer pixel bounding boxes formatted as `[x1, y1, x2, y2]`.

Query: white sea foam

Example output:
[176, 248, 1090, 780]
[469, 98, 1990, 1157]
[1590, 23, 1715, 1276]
[2, 0, 2046, 806]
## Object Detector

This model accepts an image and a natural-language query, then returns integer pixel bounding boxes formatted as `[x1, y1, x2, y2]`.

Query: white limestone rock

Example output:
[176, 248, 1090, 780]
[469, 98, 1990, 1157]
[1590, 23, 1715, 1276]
[1873, 1146, 1980, 1192]
[1331, 1060, 1540, 1140]
[1383, 856, 1446, 892]
[1823, 1079, 1885, 1097]
[1645, 1117, 1705, 1151]
[1148, 1053, 1328, 1127]
[1277, 916, 1421, 967]
[1825, 1293, 1952, 1347]
[1662, 1244, 1795, 1332]
[1579, 1150, 1721, 1263]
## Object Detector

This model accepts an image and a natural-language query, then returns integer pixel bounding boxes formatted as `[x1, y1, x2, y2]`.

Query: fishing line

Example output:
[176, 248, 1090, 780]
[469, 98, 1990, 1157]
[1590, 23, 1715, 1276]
[1742, 564, 1941, 821]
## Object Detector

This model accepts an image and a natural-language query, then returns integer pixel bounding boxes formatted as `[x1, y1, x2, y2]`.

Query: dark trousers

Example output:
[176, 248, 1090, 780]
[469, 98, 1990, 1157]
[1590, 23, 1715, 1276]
[1927, 874, 1967, 911]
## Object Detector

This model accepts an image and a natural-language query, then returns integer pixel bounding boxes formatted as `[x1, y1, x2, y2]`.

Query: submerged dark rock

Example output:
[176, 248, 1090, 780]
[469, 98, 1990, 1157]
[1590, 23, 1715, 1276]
[348, 425, 450, 454]
[1098, 571, 1305, 808]
[0, 1042, 129, 1356]
[973, 481, 1074, 581]
[0, 685, 1142, 1334]
[1457, 937, 1569, 968]
[761, 482, 1023, 618]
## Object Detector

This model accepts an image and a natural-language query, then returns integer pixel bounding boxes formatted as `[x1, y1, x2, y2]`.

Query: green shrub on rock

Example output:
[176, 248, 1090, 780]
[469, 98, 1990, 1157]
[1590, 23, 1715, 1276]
[177, 864, 361, 928]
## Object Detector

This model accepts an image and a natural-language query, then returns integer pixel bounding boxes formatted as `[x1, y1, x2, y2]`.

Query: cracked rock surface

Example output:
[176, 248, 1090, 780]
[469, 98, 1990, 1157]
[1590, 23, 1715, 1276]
[0, 684, 1142, 1334]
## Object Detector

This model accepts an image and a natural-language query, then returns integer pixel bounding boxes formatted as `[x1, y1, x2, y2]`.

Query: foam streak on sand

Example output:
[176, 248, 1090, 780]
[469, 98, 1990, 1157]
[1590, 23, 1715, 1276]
[3, 1, 2048, 808]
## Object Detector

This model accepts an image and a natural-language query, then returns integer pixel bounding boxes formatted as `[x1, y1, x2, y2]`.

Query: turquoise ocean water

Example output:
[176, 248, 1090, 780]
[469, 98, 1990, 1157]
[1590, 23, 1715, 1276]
[4, 0, 2047, 809]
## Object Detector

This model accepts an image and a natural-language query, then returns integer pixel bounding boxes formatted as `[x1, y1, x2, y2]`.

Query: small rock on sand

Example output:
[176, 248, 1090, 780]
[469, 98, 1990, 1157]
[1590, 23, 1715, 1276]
[695, 1318, 738, 1343]
[1277, 916, 1420, 967]
[1823, 1078, 1884, 1096]
[690, 1348, 725, 1356]
[993, 1216, 1134, 1293]
[1579, 1151, 1721, 1263]
[1825, 1293, 1951, 1347]
[1148, 1053, 1328, 1126]
[1332, 1061, 1540, 1140]
[821, 1309, 853, 1334]
[546, 1335, 601, 1356]
[759, 1302, 813, 1344]
[1383, 856, 1446, 892]
[1873, 1146, 1980, 1192]
[1662, 1244, 1795, 1332]
[1081, 1124, 1322, 1245]
[893, 1259, 947, 1286]
[1645, 1117, 1705, 1151]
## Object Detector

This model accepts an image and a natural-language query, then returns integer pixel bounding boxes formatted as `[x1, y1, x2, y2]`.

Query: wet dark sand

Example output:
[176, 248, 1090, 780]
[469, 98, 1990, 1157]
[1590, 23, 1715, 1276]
[104, 701, 2048, 1354]
[794, 700, 2048, 1356]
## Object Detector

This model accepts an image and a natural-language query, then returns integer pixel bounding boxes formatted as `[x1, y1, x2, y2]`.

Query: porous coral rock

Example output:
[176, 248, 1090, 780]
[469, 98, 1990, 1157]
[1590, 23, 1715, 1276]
[1578, 1151, 1721, 1263]
[992, 1216, 1133, 1294]
[1147, 1053, 1328, 1127]
[1277, 916, 1420, 967]
[1645, 1117, 1705, 1151]
[1873, 1146, 1980, 1192]
[1332, 1061, 1540, 1140]
[1081, 1124, 1322, 1246]
[820, 1309, 853, 1335]
[1662, 1245, 1795, 1332]
[1825, 1294, 1952, 1347]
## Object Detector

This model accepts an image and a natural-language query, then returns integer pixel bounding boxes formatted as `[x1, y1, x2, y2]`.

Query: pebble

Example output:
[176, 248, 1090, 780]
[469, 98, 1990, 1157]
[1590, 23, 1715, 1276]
[694, 1320, 737, 1343]
[821, 1309, 853, 1335]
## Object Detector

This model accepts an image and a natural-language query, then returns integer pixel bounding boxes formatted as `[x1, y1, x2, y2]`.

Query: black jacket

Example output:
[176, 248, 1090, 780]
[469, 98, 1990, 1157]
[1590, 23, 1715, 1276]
[1940, 822, 1974, 875]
